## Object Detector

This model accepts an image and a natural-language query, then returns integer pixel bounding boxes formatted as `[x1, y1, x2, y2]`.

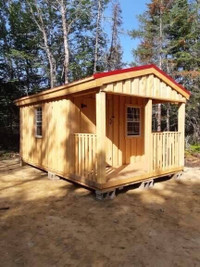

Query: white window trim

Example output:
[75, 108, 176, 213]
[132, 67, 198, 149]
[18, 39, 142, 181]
[125, 105, 141, 138]
[35, 106, 42, 138]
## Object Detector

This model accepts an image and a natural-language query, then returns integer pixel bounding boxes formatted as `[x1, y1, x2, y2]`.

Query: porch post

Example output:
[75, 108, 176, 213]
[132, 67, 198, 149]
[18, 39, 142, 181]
[178, 103, 185, 166]
[96, 91, 106, 184]
[144, 99, 152, 172]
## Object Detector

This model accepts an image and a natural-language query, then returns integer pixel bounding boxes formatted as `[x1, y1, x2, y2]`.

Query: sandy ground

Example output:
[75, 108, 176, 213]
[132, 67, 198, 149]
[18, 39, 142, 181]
[0, 158, 200, 267]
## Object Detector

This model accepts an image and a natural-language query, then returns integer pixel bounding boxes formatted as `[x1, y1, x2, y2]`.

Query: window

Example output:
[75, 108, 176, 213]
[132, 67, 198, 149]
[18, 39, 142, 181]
[126, 106, 141, 136]
[35, 107, 42, 137]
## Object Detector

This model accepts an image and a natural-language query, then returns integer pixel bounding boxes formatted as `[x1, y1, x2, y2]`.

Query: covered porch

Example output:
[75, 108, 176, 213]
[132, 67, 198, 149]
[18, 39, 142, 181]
[70, 90, 185, 190]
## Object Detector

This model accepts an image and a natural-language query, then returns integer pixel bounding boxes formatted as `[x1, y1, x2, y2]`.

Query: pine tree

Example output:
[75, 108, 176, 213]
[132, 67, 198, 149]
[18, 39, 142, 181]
[93, 0, 109, 73]
[106, 0, 123, 70]
[130, 0, 200, 142]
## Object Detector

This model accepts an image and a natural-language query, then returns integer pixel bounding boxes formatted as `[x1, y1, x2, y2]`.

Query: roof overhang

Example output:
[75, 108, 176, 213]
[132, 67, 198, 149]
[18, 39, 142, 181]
[14, 64, 191, 106]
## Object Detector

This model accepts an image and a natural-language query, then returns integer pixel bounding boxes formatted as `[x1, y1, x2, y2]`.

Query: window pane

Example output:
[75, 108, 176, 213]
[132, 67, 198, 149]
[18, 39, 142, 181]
[36, 107, 42, 137]
[126, 106, 140, 136]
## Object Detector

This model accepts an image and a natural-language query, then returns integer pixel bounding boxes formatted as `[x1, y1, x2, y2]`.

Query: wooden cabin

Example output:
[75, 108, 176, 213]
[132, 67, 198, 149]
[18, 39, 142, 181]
[15, 64, 190, 197]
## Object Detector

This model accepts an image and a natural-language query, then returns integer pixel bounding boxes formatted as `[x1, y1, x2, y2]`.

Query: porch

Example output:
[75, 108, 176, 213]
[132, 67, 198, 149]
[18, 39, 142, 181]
[71, 130, 183, 190]
[69, 73, 186, 190]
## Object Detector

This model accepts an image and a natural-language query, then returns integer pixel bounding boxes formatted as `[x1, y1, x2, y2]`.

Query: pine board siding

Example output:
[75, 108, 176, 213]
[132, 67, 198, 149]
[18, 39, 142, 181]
[105, 94, 145, 168]
[103, 74, 186, 103]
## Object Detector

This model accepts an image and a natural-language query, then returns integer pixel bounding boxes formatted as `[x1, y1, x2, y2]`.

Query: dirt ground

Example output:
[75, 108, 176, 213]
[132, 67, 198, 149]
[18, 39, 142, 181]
[1, 158, 200, 267]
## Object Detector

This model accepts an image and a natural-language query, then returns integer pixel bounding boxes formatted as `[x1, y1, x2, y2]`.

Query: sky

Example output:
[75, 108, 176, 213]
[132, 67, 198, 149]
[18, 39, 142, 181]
[105, 0, 149, 66]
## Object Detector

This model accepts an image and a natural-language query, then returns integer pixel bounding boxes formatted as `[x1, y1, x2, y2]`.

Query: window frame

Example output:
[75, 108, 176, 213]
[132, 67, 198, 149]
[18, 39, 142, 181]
[125, 105, 141, 138]
[35, 106, 43, 138]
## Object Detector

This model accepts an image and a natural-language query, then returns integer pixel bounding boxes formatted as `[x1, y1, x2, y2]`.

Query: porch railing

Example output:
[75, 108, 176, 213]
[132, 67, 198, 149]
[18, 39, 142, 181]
[74, 133, 97, 180]
[152, 132, 181, 172]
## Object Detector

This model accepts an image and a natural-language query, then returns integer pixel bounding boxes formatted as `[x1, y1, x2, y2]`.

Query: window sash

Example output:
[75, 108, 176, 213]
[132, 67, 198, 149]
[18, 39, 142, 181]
[35, 107, 42, 137]
[126, 106, 140, 136]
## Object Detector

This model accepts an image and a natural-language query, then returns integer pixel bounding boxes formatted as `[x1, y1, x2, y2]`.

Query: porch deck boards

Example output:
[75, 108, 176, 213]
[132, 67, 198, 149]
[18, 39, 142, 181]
[106, 162, 148, 183]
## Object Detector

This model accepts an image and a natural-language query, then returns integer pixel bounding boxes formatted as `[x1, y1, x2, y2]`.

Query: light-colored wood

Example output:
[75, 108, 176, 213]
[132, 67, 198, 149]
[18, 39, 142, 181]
[140, 76, 146, 96]
[113, 94, 119, 166]
[19, 108, 23, 159]
[144, 99, 152, 171]
[103, 74, 187, 103]
[152, 132, 181, 171]
[96, 91, 106, 184]
[103, 165, 183, 190]
[105, 95, 145, 168]
[146, 74, 154, 96]
[73, 94, 96, 134]
[114, 81, 123, 93]
[131, 78, 139, 95]
[20, 99, 73, 177]
[124, 80, 131, 94]
[178, 103, 185, 166]
[74, 133, 97, 180]
[106, 94, 113, 166]
[118, 95, 125, 165]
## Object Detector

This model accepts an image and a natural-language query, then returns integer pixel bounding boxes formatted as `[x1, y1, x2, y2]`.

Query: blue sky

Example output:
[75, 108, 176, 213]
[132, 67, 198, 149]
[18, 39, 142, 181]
[105, 0, 149, 66]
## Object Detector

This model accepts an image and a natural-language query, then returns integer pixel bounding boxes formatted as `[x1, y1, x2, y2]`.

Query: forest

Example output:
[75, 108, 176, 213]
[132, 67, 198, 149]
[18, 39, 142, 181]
[0, 0, 199, 151]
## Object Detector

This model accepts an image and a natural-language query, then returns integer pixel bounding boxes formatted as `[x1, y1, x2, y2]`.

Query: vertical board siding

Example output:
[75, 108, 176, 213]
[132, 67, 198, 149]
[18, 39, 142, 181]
[106, 94, 113, 166]
[21, 99, 72, 175]
[103, 74, 185, 102]
[73, 94, 96, 134]
[113, 95, 119, 166]
[106, 94, 145, 168]
[20, 93, 97, 177]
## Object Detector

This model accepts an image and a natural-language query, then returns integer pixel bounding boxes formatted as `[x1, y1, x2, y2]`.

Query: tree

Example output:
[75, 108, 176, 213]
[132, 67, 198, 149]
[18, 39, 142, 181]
[106, 0, 123, 70]
[27, 0, 58, 88]
[130, 0, 200, 142]
[93, 0, 109, 73]
[0, 0, 45, 149]
[93, 0, 102, 73]
[55, 0, 94, 83]
[0, 0, 113, 150]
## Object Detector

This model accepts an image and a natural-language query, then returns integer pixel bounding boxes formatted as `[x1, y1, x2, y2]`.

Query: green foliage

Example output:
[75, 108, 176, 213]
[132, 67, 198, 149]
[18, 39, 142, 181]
[130, 0, 200, 143]
[106, 1, 123, 70]
[0, 0, 116, 150]
[190, 145, 200, 153]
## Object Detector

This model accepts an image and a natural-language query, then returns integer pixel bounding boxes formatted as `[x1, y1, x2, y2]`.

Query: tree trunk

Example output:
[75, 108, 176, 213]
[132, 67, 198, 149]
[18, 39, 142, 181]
[157, 104, 161, 132]
[60, 0, 69, 84]
[93, 0, 102, 73]
[28, 0, 57, 88]
[166, 104, 170, 131]
[157, 0, 163, 132]
[43, 32, 57, 88]
[107, 2, 122, 71]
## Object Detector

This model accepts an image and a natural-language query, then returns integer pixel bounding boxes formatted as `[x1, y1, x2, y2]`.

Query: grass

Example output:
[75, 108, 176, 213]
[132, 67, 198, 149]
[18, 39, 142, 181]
[0, 150, 19, 160]
[185, 144, 200, 158]
[190, 144, 200, 153]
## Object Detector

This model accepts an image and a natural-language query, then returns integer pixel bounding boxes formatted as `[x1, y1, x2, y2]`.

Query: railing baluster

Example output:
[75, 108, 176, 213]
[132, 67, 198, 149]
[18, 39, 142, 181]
[151, 131, 180, 172]
[74, 133, 97, 180]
